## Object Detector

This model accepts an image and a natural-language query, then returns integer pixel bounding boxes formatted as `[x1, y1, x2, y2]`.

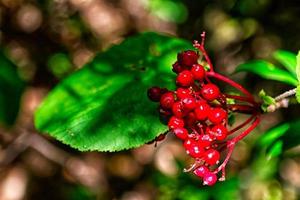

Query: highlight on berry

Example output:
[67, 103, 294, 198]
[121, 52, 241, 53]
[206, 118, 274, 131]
[147, 32, 261, 186]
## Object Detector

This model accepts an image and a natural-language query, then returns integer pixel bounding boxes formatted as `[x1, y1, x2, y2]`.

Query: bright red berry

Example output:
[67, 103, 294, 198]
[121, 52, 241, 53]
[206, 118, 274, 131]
[203, 149, 220, 165]
[198, 134, 212, 148]
[172, 102, 185, 118]
[176, 70, 194, 87]
[160, 92, 175, 109]
[201, 83, 220, 101]
[208, 107, 227, 124]
[210, 124, 227, 140]
[194, 102, 210, 120]
[184, 138, 204, 158]
[173, 128, 188, 140]
[203, 172, 217, 186]
[172, 61, 185, 74]
[176, 88, 192, 99]
[168, 116, 184, 129]
[177, 50, 199, 67]
[191, 64, 205, 80]
[182, 97, 197, 110]
[194, 166, 210, 177]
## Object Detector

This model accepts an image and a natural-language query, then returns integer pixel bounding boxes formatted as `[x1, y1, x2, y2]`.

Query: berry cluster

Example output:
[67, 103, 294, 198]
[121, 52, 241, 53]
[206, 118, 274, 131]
[147, 32, 261, 186]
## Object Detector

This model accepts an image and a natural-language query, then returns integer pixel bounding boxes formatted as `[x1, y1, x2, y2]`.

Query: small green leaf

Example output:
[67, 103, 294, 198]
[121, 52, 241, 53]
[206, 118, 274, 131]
[296, 51, 300, 82]
[258, 89, 276, 112]
[273, 50, 297, 76]
[235, 60, 298, 86]
[296, 85, 300, 103]
[35, 32, 193, 152]
[0, 51, 25, 125]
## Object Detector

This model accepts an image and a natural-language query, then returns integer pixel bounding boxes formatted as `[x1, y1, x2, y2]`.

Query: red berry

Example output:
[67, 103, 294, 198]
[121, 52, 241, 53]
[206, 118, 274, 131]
[208, 107, 227, 124]
[160, 92, 175, 109]
[201, 83, 220, 101]
[198, 134, 212, 148]
[172, 61, 185, 74]
[203, 172, 217, 186]
[147, 87, 162, 102]
[185, 112, 197, 127]
[168, 116, 184, 129]
[182, 97, 197, 110]
[172, 102, 185, 118]
[173, 128, 188, 140]
[184, 139, 204, 158]
[203, 149, 220, 165]
[210, 124, 227, 140]
[194, 102, 210, 120]
[191, 64, 205, 80]
[176, 70, 194, 87]
[176, 88, 192, 99]
[194, 166, 209, 177]
[177, 50, 199, 67]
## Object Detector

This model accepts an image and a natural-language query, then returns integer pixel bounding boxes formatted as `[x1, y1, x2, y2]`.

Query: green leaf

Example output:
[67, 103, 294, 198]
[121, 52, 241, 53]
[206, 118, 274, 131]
[296, 85, 300, 103]
[267, 140, 283, 159]
[0, 51, 25, 125]
[273, 50, 297, 76]
[35, 32, 193, 152]
[258, 89, 276, 112]
[257, 123, 290, 148]
[235, 60, 298, 86]
[296, 51, 300, 82]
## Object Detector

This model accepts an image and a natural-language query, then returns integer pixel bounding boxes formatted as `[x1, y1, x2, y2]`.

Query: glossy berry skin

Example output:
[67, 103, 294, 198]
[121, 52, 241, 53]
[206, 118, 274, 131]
[184, 139, 204, 158]
[198, 134, 212, 148]
[172, 102, 185, 118]
[194, 166, 210, 177]
[204, 149, 220, 165]
[182, 97, 197, 110]
[194, 102, 210, 120]
[208, 107, 227, 124]
[172, 61, 185, 74]
[210, 124, 227, 140]
[160, 92, 175, 109]
[191, 64, 205, 80]
[178, 50, 199, 67]
[203, 172, 217, 186]
[147, 87, 162, 102]
[201, 83, 220, 101]
[176, 70, 194, 87]
[176, 88, 192, 99]
[173, 127, 188, 140]
[168, 116, 184, 129]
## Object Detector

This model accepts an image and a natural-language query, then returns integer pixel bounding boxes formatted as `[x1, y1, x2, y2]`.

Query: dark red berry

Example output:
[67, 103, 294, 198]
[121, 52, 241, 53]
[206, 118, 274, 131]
[172, 102, 185, 118]
[194, 166, 209, 177]
[182, 97, 197, 110]
[210, 124, 227, 140]
[176, 88, 192, 99]
[168, 116, 184, 129]
[208, 107, 227, 124]
[160, 92, 175, 109]
[203, 172, 217, 186]
[172, 61, 185, 74]
[176, 70, 194, 87]
[173, 128, 188, 140]
[203, 149, 220, 165]
[184, 139, 204, 158]
[147, 87, 162, 102]
[177, 50, 199, 67]
[191, 64, 205, 80]
[201, 83, 220, 101]
[185, 112, 197, 127]
[194, 102, 210, 120]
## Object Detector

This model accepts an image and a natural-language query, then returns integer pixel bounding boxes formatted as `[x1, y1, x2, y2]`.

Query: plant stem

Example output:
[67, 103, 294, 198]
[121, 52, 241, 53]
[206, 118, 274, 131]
[274, 88, 297, 101]
[231, 115, 260, 143]
[227, 104, 257, 114]
[193, 35, 214, 72]
[224, 94, 255, 104]
[228, 114, 256, 135]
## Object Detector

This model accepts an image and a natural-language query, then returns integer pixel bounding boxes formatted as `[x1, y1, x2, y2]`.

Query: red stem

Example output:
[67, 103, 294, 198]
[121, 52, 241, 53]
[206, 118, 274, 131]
[227, 104, 257, 114]
[224, 94, 255, 105]
[231, 115, 260, 143]
[228, 114, 256, 135]
[193, 40, 214, 72]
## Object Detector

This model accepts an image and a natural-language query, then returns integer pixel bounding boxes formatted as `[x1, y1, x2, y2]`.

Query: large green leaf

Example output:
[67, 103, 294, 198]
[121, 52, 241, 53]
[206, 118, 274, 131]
[235, 60, 298, 86]
[0, 51, 24, 125]
[296, 51, 300, 82]
[35, 32, 193, 151]
[273, 50, 297, 76]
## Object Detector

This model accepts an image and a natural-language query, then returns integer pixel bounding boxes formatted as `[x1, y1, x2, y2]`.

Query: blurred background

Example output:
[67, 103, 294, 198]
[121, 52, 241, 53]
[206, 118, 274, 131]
[1, 0, 300, 199]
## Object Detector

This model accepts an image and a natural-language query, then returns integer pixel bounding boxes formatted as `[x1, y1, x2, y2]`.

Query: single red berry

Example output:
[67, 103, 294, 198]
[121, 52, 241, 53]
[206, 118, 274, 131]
[201, 83, 220, 101]
[194, 102, 210, 120]
[173, 127, 188, 140]
[182, 97, 197, 110]
[184, 138, 204, 158]
[198, 134, 213, 148]
[203, 172, 217, 186]
[185, 112, 197, 127]
[208, 107, 227, 124]
[168, 116, 184, 129]
[194, 166, 210, 177]
[191, 64, 205, 80]
[176, 70, 194, 87]
[147, 86, 162, 102]
[172, 61, 185, 74]
[172, 102, 185, 118]
[177, 50, 199, 67]
[176, 88, 192, 99]
[210, 124, 227, 140]
[160, 92, 175, 109]
[203, 149, 220, 165]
